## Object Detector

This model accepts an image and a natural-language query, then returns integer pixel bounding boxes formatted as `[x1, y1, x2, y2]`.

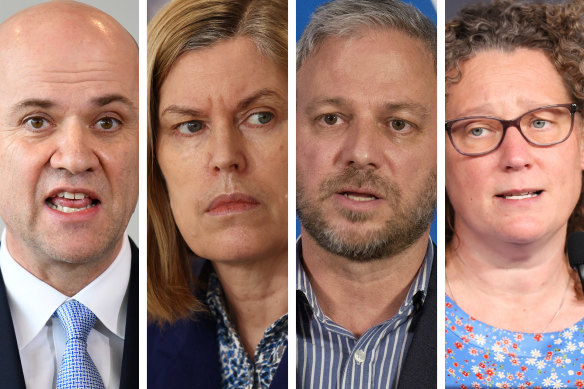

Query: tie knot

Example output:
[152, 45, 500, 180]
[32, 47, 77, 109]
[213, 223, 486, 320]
[55, 299, 97, 341]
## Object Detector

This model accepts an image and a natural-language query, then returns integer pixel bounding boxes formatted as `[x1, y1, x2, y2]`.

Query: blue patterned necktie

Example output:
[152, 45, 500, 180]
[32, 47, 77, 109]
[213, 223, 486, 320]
[55, 299, 105, 389]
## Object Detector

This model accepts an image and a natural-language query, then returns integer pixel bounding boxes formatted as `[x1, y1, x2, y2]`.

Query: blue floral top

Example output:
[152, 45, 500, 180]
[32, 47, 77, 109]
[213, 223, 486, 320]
[446, 295, 584, 389]
[206, 272, 288, 389]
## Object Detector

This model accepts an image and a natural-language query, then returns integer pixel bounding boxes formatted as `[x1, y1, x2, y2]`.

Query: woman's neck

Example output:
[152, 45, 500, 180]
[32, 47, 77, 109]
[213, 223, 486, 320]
[212, 250, 288, 360]
[446, 226, 584, 333]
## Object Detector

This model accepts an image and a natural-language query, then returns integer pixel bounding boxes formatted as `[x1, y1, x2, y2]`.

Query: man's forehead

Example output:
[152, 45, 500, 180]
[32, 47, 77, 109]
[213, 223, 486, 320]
[0, 2, 137, 70]
[300, 26, 431, 69]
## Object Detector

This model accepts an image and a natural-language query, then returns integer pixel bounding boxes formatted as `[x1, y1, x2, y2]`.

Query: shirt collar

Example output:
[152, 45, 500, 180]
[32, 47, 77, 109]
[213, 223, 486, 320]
[0, 229, 131, 350]
[296, 236, 434, 324]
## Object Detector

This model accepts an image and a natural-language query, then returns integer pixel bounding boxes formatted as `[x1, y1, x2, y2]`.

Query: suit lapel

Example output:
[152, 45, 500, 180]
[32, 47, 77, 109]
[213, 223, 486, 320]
[119, 239, 139, 389]
[269, 347, 288, 388]
[0, 244, 27, 389]
[397, 244, 437, 389]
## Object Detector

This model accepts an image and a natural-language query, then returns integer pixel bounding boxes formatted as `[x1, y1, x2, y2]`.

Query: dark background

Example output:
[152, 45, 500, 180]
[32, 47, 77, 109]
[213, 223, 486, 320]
[446, 0, 567, 21]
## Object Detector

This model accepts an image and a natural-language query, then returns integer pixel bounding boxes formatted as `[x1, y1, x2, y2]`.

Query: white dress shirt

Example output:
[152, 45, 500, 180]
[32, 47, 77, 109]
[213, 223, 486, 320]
[0, 229, 131, 389]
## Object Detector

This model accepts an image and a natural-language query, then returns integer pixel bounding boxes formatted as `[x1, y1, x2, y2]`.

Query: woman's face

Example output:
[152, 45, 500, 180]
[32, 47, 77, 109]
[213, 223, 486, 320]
[156, 37, 287, 262]
[446, 48, 584, 245]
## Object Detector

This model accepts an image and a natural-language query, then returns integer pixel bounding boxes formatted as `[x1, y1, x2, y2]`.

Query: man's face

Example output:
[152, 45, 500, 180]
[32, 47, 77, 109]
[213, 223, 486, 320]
[296, 28, 436, 260]
[0, 12, 138, 266]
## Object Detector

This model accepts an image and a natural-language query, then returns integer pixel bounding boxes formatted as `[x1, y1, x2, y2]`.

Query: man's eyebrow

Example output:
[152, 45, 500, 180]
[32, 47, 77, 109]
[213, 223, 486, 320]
[11, 99, 55, 115]
[236, 88, 285, 111]
[91, 94, 135, 109]
[304, 97, 347, 115]
[384, 102, 431, 119]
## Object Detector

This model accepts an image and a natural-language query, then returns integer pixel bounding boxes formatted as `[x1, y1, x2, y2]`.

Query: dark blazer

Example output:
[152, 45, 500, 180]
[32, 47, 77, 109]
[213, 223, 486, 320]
[397, 243, 437, 389]
[148, 300, 288, 388]
[0, 239, 139, 389]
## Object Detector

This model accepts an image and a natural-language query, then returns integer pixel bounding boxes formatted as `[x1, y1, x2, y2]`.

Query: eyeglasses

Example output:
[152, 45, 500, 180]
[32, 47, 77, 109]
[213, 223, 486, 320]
[445, 103, 579, 156]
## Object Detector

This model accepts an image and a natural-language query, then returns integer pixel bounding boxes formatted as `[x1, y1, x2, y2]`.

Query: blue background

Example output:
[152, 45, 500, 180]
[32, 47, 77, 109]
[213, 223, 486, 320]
[295, 0, 438, 242]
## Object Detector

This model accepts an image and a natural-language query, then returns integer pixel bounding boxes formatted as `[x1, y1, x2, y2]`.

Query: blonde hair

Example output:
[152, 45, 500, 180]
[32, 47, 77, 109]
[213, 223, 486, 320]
[147, 0, 287, 325]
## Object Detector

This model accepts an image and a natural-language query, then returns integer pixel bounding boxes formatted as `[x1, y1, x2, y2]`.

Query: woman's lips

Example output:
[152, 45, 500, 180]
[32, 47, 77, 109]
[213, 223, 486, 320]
[205, 193, 260, 216]
[495, 189, 543, 200]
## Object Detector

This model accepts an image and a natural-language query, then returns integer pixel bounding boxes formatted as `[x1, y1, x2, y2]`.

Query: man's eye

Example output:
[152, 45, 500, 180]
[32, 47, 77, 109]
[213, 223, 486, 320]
[247, 112, 274, 125]
[25, 117, 50, 130]
[176, 120, 203, 134]
[389, 119, 412, 132]
[96, 117, 121, 131]
[319, 114, 344, 126]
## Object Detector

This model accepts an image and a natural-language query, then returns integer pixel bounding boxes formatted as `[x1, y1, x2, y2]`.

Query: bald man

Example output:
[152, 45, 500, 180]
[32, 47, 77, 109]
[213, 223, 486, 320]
[0, 1, 138, 388]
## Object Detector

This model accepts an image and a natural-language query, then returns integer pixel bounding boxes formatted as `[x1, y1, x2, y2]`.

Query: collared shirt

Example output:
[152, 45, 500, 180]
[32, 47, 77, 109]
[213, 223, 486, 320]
[206, 271, 288, 389]
[0, 229, 131, 389]
[297, 237, 434, 389]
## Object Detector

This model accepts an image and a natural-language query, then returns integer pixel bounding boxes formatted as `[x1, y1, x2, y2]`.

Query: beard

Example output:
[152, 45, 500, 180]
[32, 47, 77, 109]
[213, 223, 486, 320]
[297, 165, 436, 261]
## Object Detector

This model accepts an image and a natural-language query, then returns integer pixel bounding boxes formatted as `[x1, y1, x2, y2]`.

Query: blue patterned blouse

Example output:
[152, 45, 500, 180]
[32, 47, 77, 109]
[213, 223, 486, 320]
[206, 272, 288, 389]
[446, 295, 584, 389]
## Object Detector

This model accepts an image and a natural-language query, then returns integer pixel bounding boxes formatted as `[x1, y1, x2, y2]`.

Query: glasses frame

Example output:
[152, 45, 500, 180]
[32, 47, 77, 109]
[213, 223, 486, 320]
[445, 103, 579, 156]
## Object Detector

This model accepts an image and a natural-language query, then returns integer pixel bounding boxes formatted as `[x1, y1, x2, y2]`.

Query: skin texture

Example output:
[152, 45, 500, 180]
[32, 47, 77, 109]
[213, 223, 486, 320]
[296, 28, 436, 336]
[156, 37, 288, 357]
[445, 48, 584, 332]
[0, 1, 138, 296]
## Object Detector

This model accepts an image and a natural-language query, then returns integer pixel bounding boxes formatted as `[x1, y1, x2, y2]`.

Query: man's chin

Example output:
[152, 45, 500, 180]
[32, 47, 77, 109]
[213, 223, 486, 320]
[24, 230, 123, 266]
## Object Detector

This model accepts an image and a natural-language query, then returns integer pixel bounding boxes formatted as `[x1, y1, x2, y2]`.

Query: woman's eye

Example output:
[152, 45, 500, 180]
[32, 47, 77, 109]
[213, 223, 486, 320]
[248, 112, 274, 125]
[532, 119, 549, 129]
[24, 117, 50, 130]
[176, 120, 203, 134]
[470, 127, 485, 137]
[96, 117, 121, 131]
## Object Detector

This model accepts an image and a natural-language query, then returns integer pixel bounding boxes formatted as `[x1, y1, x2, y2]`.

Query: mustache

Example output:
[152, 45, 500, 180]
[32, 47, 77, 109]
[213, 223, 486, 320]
[318, 165, 399, 201]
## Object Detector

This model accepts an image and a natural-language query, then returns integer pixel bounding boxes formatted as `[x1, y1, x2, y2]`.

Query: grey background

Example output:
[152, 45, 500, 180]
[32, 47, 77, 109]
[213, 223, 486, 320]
[0, 0, 139, 243]
[148, 0, 171, 22]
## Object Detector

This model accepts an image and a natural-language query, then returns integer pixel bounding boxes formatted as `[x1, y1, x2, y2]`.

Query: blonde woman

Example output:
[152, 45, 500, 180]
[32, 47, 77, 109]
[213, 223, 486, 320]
[147, 0, 288, 387]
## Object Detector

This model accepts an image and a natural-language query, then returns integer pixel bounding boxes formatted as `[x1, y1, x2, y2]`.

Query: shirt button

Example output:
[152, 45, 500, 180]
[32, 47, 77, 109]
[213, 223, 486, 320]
[354, 349, 366, 364]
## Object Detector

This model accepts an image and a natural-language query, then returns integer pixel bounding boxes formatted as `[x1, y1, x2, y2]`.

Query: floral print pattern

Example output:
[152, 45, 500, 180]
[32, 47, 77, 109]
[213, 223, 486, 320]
[446, 295, 584, 389]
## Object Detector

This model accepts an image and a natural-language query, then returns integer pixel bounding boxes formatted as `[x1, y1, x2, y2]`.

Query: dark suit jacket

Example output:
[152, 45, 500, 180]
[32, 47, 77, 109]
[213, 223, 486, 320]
[0, 239, 139, 389]
[148, 307, 288, 388]
[397, 244, 437, 389]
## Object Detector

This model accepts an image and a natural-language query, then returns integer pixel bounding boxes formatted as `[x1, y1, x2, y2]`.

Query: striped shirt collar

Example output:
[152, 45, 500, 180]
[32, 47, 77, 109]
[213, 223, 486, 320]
[296, 237, 434, 389]
[297, 237, 434, 332]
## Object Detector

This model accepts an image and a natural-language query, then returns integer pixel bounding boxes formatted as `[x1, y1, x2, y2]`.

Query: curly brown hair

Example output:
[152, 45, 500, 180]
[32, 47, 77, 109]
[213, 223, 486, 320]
[445, 0, 584, 245]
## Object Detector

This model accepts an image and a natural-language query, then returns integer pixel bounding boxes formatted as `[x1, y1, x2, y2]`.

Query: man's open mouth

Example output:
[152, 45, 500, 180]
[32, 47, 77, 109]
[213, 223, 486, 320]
[46, 191, 99, 213]
[340, 191, 380, 202]
[495, 190, 543, 200]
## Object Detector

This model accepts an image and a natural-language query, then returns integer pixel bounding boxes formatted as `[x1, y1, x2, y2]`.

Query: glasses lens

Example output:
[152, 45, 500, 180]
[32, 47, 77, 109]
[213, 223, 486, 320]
[448, 118, 503, 155]
[519, 106, 573, 146]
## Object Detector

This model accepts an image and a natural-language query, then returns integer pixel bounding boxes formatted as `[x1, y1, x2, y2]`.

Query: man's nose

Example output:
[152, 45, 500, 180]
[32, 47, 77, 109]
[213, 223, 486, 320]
[50, 119, 99, 174]
[339, 118, 384, 169]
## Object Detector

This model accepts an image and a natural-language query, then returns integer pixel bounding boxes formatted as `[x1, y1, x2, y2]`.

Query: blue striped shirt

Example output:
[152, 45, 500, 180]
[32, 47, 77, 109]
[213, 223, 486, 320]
[296, 238, 434, 389]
